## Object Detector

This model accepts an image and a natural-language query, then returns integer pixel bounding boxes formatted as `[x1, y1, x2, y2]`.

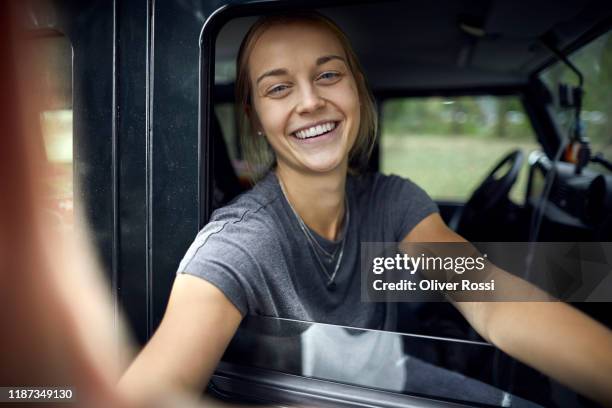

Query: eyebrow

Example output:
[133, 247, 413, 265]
[316, 54, 345, 66]
[255, 68, 288, 85]
[255, 54, 346, 85]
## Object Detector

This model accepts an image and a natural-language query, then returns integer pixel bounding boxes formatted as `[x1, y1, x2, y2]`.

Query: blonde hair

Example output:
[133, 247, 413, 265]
[235, 11, 378, 181]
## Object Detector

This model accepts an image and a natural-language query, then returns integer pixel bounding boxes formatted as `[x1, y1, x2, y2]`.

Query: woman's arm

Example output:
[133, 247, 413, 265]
[403, 213, 612, 406]
[118, 274, 242, 405]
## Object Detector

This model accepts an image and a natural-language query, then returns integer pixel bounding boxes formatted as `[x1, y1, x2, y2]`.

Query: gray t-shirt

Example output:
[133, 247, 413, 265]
[178, 171, 438, 330]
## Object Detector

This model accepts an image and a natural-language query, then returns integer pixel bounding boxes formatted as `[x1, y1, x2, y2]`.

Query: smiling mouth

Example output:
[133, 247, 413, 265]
[291, 121, 339, 140]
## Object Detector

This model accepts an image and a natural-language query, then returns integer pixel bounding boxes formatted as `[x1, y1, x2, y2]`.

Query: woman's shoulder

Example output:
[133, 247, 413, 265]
[349, 171, 426, 198]
[349, 172, 438, 240]
[178, 174, 284, 274]
[206, 172, 284, 237]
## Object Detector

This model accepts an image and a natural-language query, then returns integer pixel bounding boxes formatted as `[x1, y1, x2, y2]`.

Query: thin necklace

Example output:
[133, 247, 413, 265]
[277, 176, 349, 289]
[301, 216, 341, 260]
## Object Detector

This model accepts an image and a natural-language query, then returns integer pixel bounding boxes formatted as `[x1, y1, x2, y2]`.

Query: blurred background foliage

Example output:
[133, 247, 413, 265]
[383, 96, 533, 140]
[541, 31, 611, 147]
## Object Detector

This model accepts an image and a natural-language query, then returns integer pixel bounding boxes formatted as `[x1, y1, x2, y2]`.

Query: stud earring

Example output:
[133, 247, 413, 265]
[257, 131, 264, 136]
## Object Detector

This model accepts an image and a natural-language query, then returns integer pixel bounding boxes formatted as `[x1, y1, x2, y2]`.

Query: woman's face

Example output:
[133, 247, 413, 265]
[248, 21, 361, 175]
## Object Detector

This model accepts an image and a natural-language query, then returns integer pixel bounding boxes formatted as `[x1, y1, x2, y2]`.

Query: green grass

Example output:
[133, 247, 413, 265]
[380, 134, 540, 204]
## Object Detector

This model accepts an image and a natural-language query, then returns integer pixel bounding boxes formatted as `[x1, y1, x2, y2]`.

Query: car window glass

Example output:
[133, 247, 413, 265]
[380, 96, 537, 205]
[217, 316, 551, 407]
[540, 30, 612, 162]
[30, 33, 74, 230]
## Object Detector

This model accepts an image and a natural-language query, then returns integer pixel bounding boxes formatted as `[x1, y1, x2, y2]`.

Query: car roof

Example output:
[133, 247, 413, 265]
[214, 0, 611, 92]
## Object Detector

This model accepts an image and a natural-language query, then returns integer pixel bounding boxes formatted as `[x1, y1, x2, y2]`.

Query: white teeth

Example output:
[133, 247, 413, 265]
[294, 122, 337, 139]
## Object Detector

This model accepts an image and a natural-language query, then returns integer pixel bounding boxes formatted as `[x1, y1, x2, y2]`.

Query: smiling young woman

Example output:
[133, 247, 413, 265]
[243, 15, 365, 240]
[235, 13, 377, 179]
[119, 12, 612, 406]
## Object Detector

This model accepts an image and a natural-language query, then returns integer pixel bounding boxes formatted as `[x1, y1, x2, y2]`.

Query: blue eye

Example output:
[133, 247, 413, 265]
[268, 84, 290, 96]
[318, 72, 340, 81]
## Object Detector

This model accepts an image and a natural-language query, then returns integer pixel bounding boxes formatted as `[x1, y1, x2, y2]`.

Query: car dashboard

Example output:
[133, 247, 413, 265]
[526, 151, 612, 241]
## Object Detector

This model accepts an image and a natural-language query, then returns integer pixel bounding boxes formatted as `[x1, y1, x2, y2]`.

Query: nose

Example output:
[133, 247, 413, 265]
[295, 83, 325, 114]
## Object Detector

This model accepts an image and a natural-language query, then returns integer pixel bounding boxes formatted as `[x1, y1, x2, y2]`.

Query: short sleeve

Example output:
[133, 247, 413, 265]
[381, 174, 439, 241]
[177, 215, 275, 317]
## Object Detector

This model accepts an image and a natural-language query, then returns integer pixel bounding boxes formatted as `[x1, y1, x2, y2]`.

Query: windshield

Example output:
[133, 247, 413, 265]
[539, 30, 612, 163]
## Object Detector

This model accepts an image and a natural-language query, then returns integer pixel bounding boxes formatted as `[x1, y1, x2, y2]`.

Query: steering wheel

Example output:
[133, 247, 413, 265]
[453, 149, 525, 234]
